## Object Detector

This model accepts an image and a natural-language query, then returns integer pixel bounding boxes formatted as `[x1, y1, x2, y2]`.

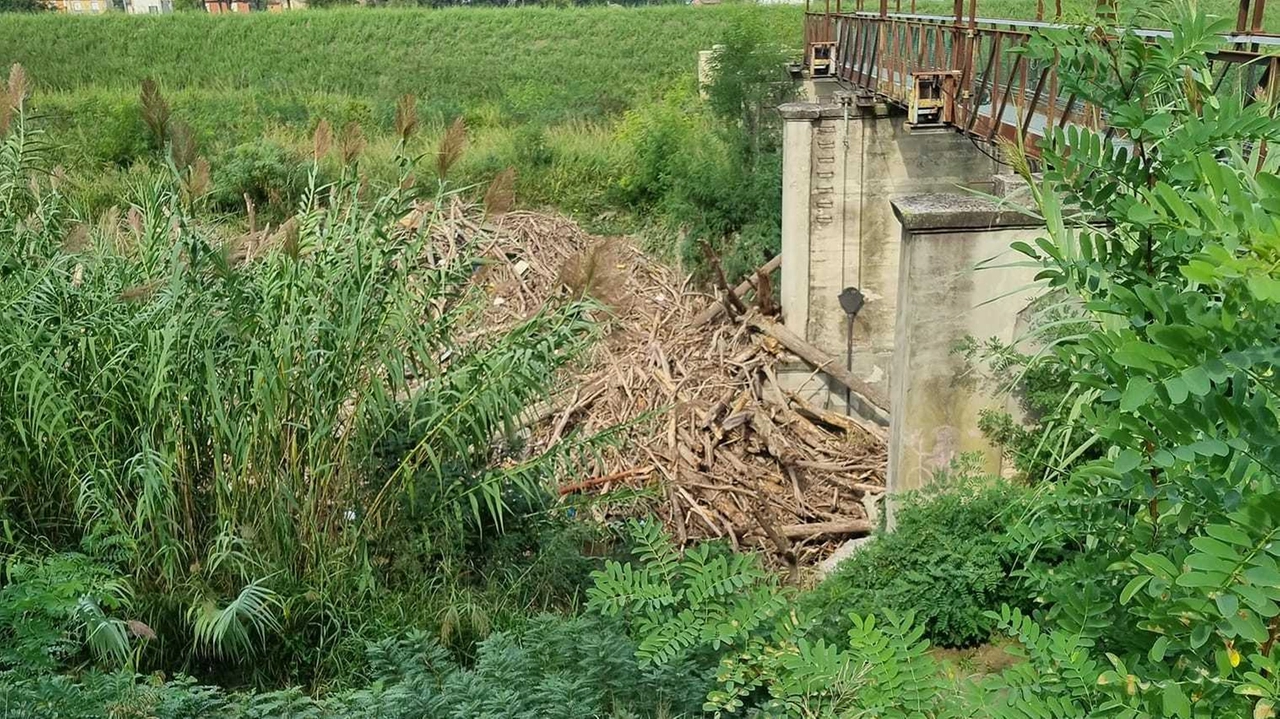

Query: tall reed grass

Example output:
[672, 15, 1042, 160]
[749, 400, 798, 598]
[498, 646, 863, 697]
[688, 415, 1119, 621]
[0, 89, 598, 670]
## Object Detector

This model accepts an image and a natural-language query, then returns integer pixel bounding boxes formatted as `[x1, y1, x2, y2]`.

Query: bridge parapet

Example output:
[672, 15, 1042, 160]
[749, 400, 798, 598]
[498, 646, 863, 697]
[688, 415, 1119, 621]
[803, 1, 1280, 157]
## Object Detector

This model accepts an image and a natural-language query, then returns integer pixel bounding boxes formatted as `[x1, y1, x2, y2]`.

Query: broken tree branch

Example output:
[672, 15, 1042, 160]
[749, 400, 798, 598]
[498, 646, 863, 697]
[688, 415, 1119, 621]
[693, 254, 782, 327]
[778, 520, 875, 539]
[746, 314, 890, 425]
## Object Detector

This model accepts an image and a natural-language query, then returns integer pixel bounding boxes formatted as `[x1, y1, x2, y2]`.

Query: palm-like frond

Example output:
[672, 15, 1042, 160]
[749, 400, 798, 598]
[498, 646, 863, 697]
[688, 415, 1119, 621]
[188, 578, 282, 658]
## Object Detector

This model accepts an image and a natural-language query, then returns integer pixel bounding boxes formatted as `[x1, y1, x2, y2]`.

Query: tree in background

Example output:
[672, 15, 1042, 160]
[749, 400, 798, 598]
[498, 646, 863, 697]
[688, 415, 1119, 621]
[0, 0, 48, 11]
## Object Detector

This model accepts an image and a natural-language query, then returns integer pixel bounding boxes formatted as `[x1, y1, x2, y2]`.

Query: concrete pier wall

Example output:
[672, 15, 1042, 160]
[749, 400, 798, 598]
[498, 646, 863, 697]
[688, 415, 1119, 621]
[778, 101, 998, 405]
[778, 99, 1041, 496]
[887, 194, 1041, 494]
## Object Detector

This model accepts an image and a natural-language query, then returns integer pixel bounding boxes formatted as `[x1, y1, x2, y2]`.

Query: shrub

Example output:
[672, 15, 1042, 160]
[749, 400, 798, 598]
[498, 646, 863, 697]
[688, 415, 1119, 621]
[0, 616, 709, 718]
[210, 139, 305, 217]
[0, 554, 136, 673]
[802, 471, 1032, 649]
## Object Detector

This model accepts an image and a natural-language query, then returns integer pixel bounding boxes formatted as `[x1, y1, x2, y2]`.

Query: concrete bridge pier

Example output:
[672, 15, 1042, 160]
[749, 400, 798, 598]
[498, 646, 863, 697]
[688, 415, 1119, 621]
[778, 99, 998, 410]
[776, 99, 1042, 497]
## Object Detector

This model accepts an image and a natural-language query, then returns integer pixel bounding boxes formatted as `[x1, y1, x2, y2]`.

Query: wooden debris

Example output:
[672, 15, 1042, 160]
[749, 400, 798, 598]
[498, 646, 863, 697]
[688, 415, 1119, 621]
[423, 198, 888, 567]
[692, 255, 782, 327]
[746, 315, 890, 425]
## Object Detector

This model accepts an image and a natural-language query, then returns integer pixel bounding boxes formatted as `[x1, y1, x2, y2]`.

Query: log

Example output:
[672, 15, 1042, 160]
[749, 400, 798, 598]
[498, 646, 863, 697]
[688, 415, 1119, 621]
[778, 520, 875, 539]
[746, 314, 890, 426]
[693, 255, 782, 327]
[786, 390, 887, 442]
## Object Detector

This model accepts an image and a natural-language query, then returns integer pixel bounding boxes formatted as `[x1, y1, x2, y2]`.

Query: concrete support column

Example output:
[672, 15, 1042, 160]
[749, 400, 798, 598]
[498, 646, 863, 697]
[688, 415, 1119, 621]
[779, 103, 816, 336]
[886, 194, 1042, 499]
[777, 101, 999, 415]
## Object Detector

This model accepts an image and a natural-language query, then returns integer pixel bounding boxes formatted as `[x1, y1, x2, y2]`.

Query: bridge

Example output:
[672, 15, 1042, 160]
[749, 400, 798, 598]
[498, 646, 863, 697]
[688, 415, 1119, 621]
[774, 1, 1278, 500]
[800, 0, 1280, 154]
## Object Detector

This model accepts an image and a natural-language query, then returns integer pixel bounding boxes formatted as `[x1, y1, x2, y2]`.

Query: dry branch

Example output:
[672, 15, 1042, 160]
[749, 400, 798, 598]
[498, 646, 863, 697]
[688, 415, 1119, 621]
[693, 254, 782, 327]
[746, 314, 890, 425]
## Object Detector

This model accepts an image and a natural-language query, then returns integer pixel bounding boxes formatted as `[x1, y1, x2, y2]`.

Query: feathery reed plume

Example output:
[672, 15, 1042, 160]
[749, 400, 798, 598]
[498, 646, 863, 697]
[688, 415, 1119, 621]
[275, 217, 301, 261]
[8, 64, 28, 112]
[436, 117, 467, 179]
[140, 78, 171, 149]
[997, 136, 1032, 183]
[558, 239, 627, 309]
[97, 205, 121, 247]
[169, 120, 198, 171]
[338, 121, 365, 165]
[483, 167, 516, 218]
[127, 205, 143, 236]
[0, 63, 25, 136]
[62, 223, 90, 254]
[312, 118, 333, 162]
[394, 93, 418, 144]
[245, 194, 257, 234]
[119, 280, 161, 303]
[184, 157, 211, 203]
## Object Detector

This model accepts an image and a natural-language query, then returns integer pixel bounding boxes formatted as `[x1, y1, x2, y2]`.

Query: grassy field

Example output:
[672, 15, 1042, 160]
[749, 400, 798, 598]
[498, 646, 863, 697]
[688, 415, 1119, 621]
[1, 5, 800, 122]
[0, 5, 799, 223]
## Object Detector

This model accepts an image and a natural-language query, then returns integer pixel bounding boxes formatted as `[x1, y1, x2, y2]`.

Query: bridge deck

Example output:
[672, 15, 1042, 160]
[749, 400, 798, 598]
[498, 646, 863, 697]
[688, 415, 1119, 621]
[803, 1, 1280, 157]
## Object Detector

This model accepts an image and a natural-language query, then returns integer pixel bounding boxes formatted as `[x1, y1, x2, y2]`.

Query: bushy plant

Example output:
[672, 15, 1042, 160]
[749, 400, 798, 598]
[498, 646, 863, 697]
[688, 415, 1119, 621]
[0, 616, 708, 718]
[210, 138, 306, 218]
[590, 521, 975, 716]
[0, 554, 137, 673]
[962, 2, 1280, 715]
[803, 469, 1032, 649]
[0, 83, 599, 683]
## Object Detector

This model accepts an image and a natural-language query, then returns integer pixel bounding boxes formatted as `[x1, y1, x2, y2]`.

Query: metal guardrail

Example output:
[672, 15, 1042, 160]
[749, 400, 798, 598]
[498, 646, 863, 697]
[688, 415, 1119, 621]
[803, 1, 1280, 157]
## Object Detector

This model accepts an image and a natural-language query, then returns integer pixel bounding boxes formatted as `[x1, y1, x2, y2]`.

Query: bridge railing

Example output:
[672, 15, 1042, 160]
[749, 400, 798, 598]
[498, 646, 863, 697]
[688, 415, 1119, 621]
[803, 1, 1280, 158]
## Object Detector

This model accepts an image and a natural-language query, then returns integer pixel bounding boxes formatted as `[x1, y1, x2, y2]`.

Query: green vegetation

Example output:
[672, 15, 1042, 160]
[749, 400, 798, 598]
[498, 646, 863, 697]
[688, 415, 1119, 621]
[6, 1, 1280, 717]
[0, 78, 609, 688]
[803, 468, 1032, 649]
[0, 5, 802, 279]
[0, 6, 797, 105]
[1, 616, 711, 717]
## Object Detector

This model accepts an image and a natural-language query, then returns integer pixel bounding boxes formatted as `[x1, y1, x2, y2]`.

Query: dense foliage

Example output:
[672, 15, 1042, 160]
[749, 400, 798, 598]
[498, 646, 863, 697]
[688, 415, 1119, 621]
[0, 6, 804, 282]
[612, 15, 793, 281]
[978, 1, 1280, 714]
[0, 615, 709, 718]
[0, 68, 606, 686]
[803, 469, 1031, 649]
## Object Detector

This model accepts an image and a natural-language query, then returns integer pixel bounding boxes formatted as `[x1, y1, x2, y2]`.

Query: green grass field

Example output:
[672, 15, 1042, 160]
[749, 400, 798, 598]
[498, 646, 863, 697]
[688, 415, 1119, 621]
[1, 5, 799, 122]
[1, 0, 1269, 221]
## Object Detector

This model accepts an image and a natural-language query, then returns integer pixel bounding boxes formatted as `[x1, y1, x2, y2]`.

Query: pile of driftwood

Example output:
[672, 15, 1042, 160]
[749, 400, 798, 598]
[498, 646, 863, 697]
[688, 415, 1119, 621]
[420, 200, 888, 568]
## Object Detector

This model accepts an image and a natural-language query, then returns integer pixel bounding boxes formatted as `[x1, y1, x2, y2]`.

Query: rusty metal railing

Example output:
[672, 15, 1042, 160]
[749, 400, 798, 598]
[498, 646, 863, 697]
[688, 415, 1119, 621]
[802, 0, 1280, 157]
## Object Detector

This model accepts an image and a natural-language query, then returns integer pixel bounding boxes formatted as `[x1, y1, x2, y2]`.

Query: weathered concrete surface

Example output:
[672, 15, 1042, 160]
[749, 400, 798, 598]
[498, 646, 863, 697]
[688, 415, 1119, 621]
[779, 102, 997, 408]
[887, 194, 1041, 495]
